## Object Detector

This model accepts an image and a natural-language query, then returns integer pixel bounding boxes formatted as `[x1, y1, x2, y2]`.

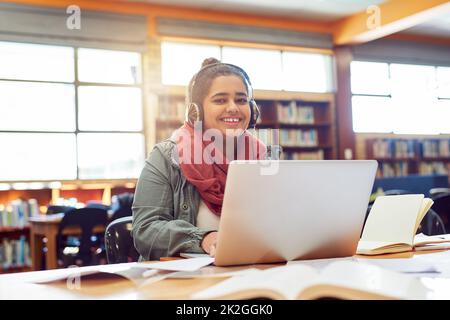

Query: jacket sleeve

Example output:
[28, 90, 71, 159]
[131, 146, 212, 261]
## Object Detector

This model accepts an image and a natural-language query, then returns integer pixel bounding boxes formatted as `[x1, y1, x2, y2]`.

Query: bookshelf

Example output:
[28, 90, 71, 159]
[366, 138, 450, 178]
[152, 86, 337, 160]
[0, 204, 34, 273]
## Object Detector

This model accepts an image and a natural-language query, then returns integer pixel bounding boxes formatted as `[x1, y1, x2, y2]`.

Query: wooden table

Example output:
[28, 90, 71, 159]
[1, 250, 450, 300]
[29, 213, 108, 271]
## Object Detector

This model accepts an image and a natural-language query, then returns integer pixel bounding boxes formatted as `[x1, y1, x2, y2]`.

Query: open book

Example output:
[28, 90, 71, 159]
[192, 261, 429, 300]
[356, 195, 449, 255]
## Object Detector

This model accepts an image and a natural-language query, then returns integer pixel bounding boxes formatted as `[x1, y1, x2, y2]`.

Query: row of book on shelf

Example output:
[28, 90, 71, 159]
[372, 139, 415, 159]
[419, 162, 450, 175]
[0, 199, 40, 228]
[0, 236, 31, 270]
[376, 162, 409, 178]
[256, 128, 318, 147]
[157, 100, 185, 121]
[372, 139, 450, 159]
[276, 101, 315, 124]
[376, 161, 450, 177]
[156, 100, 318, 125]
[421, 140, 450, 158]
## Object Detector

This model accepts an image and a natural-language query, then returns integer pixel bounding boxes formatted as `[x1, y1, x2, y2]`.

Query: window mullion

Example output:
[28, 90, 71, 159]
[74, 47, 80, 180]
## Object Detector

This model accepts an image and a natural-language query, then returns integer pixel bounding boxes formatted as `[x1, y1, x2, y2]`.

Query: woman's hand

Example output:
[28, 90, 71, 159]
[201, 231, 218, 257]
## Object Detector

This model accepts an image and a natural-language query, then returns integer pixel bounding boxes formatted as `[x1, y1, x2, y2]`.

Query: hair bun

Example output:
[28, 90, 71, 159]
[201, 57, 220, 68]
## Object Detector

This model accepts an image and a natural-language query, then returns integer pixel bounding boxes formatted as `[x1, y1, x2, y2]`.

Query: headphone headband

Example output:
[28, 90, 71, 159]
[189, 62, 253, 103]
[186, 61, 259, 129]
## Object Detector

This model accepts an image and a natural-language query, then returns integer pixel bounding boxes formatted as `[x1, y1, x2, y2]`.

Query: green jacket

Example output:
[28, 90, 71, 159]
[131, 139, 216, 261]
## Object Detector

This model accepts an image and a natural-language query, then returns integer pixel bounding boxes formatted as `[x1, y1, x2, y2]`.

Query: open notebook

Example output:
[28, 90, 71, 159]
[191, 261, 429, 300]
[356, 195, 450, 255]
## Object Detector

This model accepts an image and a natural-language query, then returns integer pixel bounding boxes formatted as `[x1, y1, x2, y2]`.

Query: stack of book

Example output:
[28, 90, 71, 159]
[372, 139, 415, 159]
[276, 101, 315, 124]
[280, 129, 318, 147]
[419, 162, 449, 175]
[421, 140, 450, 158]
[377, 162, 409, 177]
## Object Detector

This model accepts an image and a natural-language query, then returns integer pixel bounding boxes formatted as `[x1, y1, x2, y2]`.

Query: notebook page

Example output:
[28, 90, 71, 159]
[413, 198, 434, 233]
[361, 195, 425, 246]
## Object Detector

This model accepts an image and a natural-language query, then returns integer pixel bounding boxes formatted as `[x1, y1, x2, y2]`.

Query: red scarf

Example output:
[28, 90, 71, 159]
[172, 122, 266, 216]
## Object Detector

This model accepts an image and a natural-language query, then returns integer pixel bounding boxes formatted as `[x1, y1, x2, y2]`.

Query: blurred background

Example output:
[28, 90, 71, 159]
[0, 0, 449, 272]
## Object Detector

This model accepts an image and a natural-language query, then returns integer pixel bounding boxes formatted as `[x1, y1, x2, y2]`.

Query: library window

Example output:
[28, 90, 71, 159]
[351, 61, 450, 134]
[160, 41, 334, 93]
[222, 46, 283, 90]
[0, 41, 145, 181]
[161, 42, 221, 86]
[281, 51, 333, 93]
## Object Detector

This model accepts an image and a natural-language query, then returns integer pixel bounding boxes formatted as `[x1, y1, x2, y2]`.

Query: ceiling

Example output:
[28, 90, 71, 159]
[124, 0, 449, 38]
[124, 0, 386, 22]
[403, 14, 450, 39]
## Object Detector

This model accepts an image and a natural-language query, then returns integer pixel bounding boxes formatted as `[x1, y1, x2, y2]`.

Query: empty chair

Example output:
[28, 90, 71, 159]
[430, 194, 450, 233]
[56, 207, 109, 267]
[46, 205, 75, 215]
[85, 202, 111, 211]
[383, 189, 411, 196]
[417, 208, 447, 236]
[110, 192, 134, 221]
[105, 216, 139, 264]
[430, 188, 450, 200]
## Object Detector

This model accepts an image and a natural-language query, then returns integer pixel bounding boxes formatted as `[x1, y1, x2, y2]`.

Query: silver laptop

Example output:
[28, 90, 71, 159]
[213, 160, 377, 266]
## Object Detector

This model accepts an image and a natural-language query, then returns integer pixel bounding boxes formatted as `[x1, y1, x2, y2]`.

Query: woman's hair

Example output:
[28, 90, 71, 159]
[186, 57, 251, 107]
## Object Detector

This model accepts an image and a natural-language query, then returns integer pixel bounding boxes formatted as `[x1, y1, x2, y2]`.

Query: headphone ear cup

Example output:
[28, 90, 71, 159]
[248, 100, 260, 128]
[186, 102, 202, 126]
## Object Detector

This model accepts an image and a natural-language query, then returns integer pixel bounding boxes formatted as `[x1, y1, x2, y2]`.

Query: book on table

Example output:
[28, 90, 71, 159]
[357, 195, 450, 255]
[191, 261, 429, 300]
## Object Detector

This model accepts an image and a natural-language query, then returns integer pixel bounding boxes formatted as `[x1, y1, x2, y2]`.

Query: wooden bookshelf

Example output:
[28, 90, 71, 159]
[0, 226, 30, 235]
[366, 138, 450, 179]
[153, 86, 337, 160]
[0, 266, 32, 274]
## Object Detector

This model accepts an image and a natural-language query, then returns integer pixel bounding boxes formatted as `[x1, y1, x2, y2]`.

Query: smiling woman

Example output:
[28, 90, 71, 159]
[131, 58, 267, 261]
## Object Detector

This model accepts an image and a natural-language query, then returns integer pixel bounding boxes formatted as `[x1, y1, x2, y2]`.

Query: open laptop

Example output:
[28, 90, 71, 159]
[210, 160, 377, 266]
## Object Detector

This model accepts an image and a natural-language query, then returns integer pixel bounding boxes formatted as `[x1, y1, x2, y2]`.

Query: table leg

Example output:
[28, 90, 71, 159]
[30, 231, 43, 271]
[45, 227, 58, 270]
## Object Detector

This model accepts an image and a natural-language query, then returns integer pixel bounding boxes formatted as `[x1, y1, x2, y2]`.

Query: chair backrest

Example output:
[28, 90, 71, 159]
[383, 189, 411, 196]
[46, 205, 75, 215]
[431, 194, 450, 232]
[57, 208, 109, 260]
[85, 202, 111, 211]
[105, 216, 139, 264]
[430, 188, 450, 200]
[110, 192, 134, 221]
[418, 208, 447, 235]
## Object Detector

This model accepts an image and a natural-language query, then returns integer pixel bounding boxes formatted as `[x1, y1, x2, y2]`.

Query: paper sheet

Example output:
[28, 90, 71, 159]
[356, 258, 440, 274]
[287, 257, 356, 270]
[287, 256, 440, 275]
[133, 257, 215, 272]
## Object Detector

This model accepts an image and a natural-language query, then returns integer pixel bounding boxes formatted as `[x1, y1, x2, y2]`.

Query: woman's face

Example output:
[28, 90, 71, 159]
[202, 75, 250, 136]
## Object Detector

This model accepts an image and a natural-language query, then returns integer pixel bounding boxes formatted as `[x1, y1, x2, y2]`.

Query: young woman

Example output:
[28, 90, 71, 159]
[132, 58, 266, 261]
